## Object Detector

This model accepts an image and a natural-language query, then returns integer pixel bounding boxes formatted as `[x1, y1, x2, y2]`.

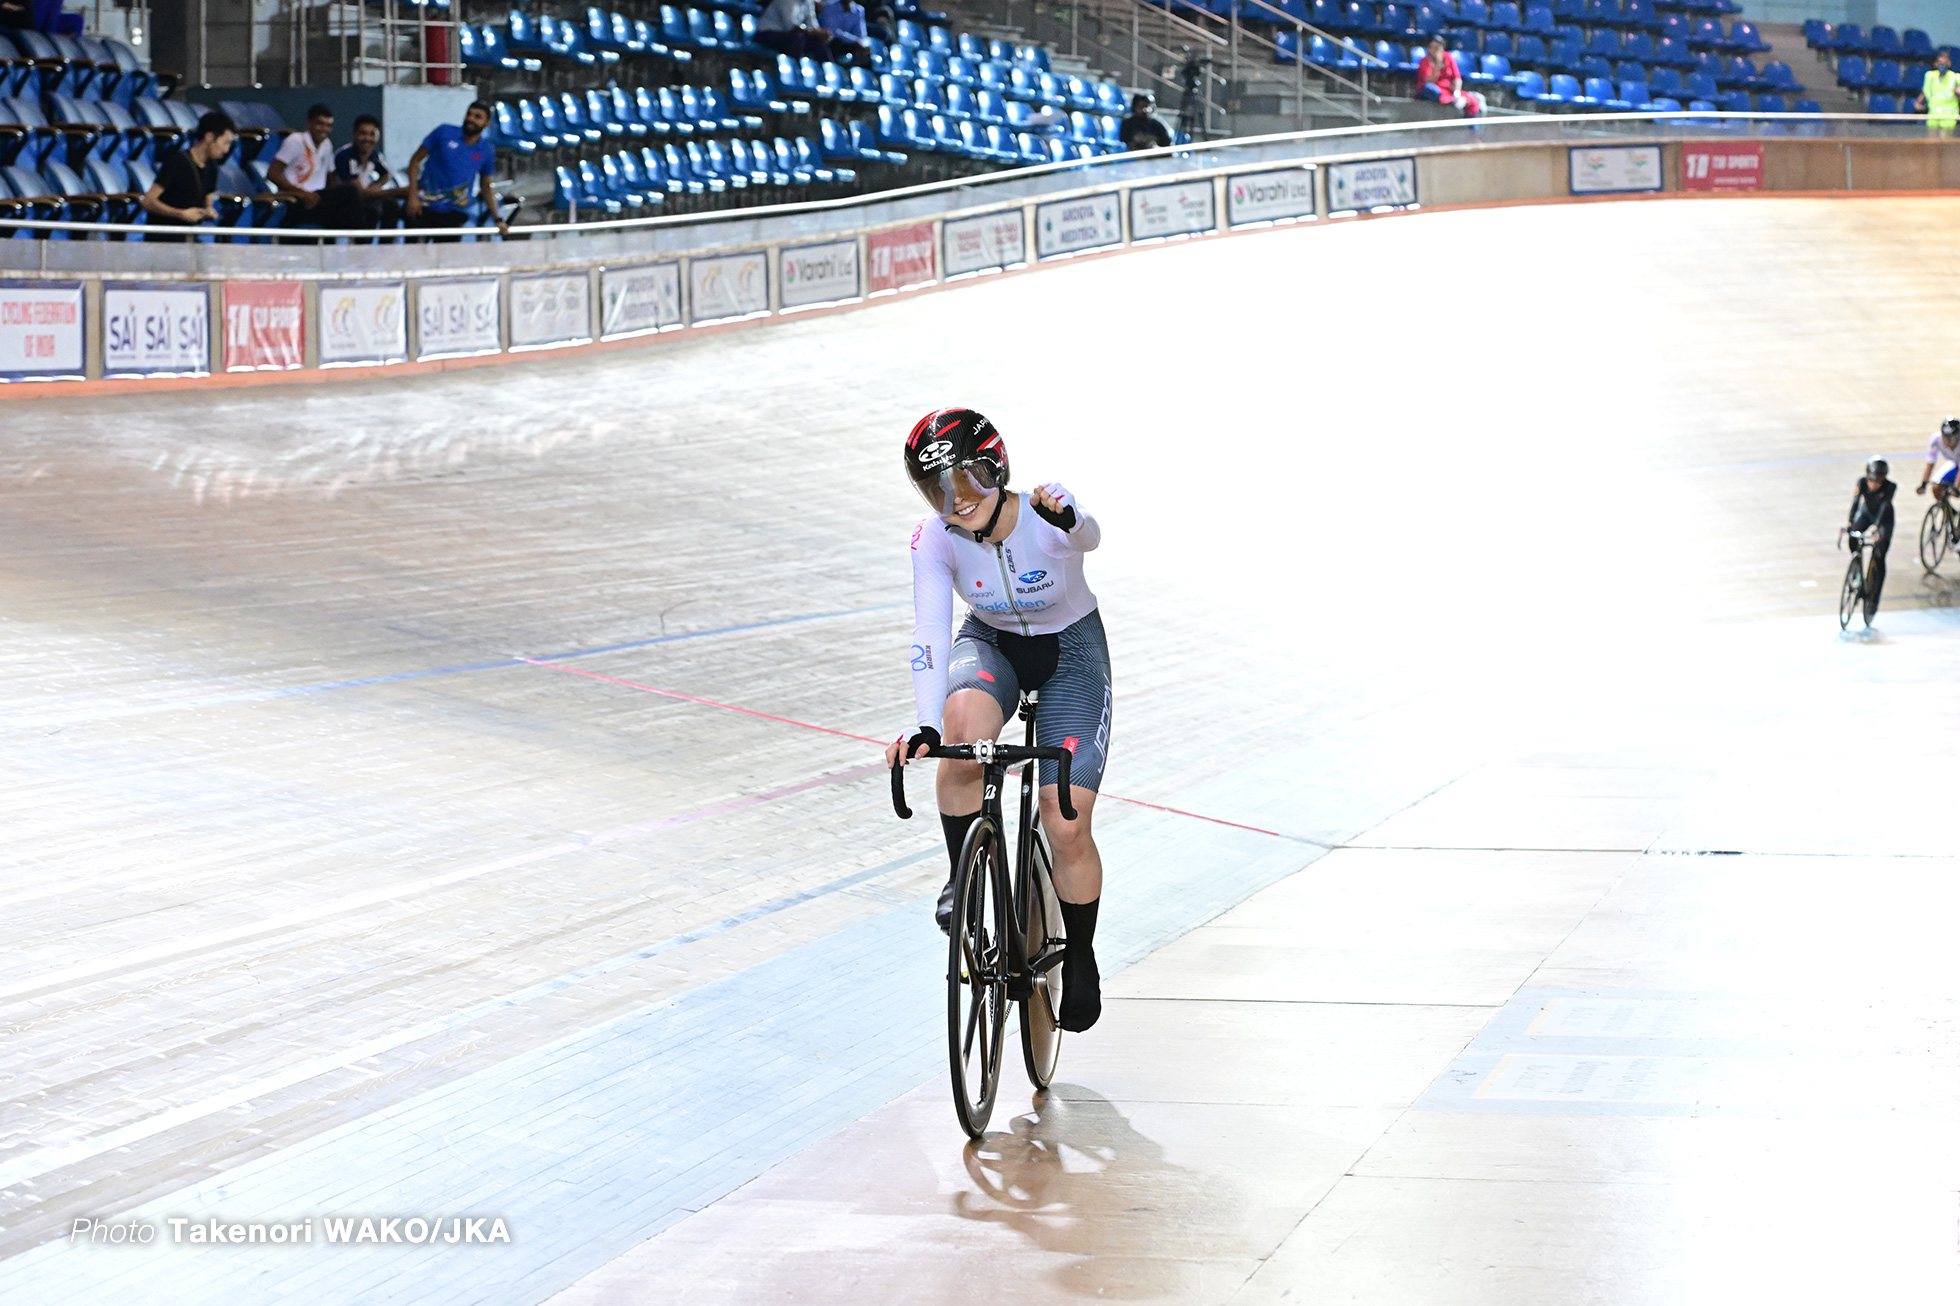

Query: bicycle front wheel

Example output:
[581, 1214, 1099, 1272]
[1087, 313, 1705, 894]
[948, 819, 1009, 1140]
[1840, 555, 1862, 630]
[1920, 505, 1948, 572]
[1018, 829, 1065, 1090]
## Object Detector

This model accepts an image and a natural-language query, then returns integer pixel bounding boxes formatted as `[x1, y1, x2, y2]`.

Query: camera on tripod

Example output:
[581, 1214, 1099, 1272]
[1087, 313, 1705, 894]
[1174, 45, 1212, 139]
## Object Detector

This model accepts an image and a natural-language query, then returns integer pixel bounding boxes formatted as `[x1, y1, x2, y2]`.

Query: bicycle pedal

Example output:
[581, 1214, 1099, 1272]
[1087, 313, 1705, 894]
[1005, 973, 1035, 1001]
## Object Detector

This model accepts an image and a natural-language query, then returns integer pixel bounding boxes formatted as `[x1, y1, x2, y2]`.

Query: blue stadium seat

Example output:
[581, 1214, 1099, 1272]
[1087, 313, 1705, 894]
[1645, 66, 1682, 98]
[1543, 71, 1581, 103]
[1867, 59, 1903, 94]
[1654, 36, 1691, 68]
[1867, 26, 1900, 58]
[1616, 78, 1648, 107]
[1511, 68, 1547, 99]
[1835, 25, 1868, 54]
[1578, 75, 1612, 105]
[1867, 92, 1898, 114]
[1684, 71, 1717, 100]
[1836, 55, 1870, 89]
[1903, 28, 1934, 60]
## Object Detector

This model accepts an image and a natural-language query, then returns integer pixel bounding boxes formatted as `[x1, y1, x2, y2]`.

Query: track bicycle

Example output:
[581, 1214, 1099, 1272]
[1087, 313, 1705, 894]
[1918, 492, 1960, 572]
[891, 690, 1074, 1140]
[1840, 527, 1881, 630]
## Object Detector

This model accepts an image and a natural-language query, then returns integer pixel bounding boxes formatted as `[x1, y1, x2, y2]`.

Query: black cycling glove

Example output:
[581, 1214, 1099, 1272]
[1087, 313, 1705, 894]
[904, 725, 942, 758]
[1032, 500, 1077, 531]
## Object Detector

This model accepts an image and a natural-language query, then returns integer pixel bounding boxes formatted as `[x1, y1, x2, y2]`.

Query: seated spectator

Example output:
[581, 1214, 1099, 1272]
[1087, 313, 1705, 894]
[756, 0, 831, 62]
[139, 110, 234, 241]
[269, 102, 336, 225]
[1416, 35, 1483, 117]
[1117, 93, 1171, 151]
[0, 0, 30, 29]
[866, 3, 895, 44]
[320, 113, 407, 233]
[405, 100, 507, 239]
[818, 0, 870, 65]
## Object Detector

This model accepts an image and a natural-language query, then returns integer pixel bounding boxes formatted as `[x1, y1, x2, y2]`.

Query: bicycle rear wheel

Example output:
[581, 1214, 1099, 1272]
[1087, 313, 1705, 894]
[1018, 829, 1065, 1089]
[1839, 556, 1862, 630]
[1920, 505, 1948, 573]
[948, 819, 1009, 1140]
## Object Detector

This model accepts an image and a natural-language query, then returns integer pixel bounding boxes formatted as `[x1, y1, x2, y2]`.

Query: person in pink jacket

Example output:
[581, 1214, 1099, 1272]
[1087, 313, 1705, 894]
[1417, 35, 1484, 117]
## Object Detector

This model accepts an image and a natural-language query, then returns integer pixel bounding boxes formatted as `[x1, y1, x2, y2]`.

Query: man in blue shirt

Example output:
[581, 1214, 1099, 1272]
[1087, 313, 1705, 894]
[405, 101, 507, 237]
[817, 0, 869, 64]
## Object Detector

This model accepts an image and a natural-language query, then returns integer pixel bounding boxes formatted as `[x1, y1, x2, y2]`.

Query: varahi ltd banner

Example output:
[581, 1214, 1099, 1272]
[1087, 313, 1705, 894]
[600, 263, 683, 338]
[223, 281, 304, 372]
[1129, 179, 1214, 241]
[1327, 157, 1417, 211]
[943, 209, 1024, 277]
[0, 280, 84, 382]
[1569, 145, 1662, 195]
[690, 251, 769, 323]
[780, 238, 860, 309]
[1227, 168, 1317, 226]
[510, 273, 592, 350]
[1036, 194, 1122, 259]
[867, 223, 935, 293]
[416, 278, 501, 360]
[104, 283, 209, 377]
[320, 282, 407, 367]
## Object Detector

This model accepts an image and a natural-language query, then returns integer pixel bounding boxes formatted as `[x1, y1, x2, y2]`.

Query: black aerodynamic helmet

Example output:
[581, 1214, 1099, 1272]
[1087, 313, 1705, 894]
[1867, 456, 1889, 477]
[904, 408, 1009, 514]
[1944, 416, 1959, 440]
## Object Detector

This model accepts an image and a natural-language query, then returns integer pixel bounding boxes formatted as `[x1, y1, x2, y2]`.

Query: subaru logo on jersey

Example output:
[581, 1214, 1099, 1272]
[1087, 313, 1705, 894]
[1018, 570, 1046, 584]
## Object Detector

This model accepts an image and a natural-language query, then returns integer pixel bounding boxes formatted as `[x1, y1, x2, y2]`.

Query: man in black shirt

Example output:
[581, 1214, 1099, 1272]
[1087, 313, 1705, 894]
[1847, 456, 1896, 610]
[319, 113, 406, 233]
[1118, 93, 1171, 152]
[141, 110, 235, 240]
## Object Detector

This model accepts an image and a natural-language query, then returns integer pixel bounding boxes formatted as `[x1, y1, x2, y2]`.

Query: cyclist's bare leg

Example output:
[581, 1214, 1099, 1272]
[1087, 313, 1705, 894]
[936, 688, 1005, 814]
[1039, 785, 1101, 903]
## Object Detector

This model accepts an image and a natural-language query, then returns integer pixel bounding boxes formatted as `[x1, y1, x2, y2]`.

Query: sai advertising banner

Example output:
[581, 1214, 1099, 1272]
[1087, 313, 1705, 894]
[1683, 141, 1762, 191]
[867, 222, 935, 294]
[1227, 168, 1317, 227]
[320, 281, 407, 367]
[943, 209, 1025, 277]
[780, 238, 861, 310]
[510, 273, 592, 351]
[104, 283, 210, 377]
[416, 278, 501, 360]
[1569, 145, 1662, 196]
[1327, 156, 1417, 211]
[223, 280, 304, 372]
[1036, 194, 1122, 259]
[690, 251, 769, 323]
[0, 280, 84, 382]
[600, 263, 683, 339]
[1129, 179, 1215, 241]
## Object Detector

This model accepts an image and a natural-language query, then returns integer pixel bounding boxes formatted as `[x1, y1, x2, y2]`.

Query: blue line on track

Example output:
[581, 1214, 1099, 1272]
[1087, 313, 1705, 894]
[3, 602, 905, 730]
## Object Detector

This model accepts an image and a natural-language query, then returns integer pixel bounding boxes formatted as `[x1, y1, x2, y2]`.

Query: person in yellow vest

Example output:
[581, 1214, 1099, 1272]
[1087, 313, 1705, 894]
[1915, 49, 1959, 137]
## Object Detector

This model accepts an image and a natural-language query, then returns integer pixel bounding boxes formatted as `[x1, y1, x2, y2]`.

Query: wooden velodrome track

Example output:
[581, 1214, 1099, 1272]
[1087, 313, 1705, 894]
[3, 194, 1958, 1305]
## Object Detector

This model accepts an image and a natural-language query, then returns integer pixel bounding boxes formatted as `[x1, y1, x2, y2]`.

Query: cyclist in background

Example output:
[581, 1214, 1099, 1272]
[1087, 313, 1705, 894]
[884, 408, 1112, 1033]
[1848, 457, 1895, 611]
[1916, 416, 1960, 500]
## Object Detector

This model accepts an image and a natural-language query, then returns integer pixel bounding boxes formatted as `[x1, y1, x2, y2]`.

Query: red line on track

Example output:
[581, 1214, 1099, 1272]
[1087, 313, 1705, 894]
[519, 657, 1301, 842]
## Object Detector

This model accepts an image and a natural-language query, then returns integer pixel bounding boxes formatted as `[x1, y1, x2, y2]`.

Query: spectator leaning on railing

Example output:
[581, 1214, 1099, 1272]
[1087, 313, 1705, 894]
[1917, 49, 1958, 138]
[406, 101, 507, 237]
[268, 102, 336, 225]
[1118, 93, 1171, 151]
[756, 0, 831, 62]
[139, 110, 235, 240]
[1416, 35, 1483, 118]
[320, 113, 407, 232]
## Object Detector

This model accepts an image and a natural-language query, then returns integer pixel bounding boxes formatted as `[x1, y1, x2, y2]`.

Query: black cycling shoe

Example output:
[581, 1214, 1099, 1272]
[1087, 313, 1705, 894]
[1058, 948, 1102, 1032]
[934, 873, 956, 934]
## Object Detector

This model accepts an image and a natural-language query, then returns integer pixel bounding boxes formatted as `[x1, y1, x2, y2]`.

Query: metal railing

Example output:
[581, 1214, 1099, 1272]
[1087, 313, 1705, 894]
[0, 111, 1944, 255]
[1227, 0, 1386, 127]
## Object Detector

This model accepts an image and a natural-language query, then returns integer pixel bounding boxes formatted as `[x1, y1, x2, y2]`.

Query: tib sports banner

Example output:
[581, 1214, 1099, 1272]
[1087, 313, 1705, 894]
[224, 281, 304, 372]
[320, 281, 407, 367]
[867, 223, 935, 294]
[1683, 141, 1762, 191]
[0, 280, 84, 382]
[103, 283, 210, 377]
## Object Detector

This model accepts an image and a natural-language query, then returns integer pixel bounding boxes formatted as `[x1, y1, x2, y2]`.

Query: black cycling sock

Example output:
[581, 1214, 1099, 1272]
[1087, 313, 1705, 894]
[1058, 897, 1101, 1032]
[940, 810, 980, 872]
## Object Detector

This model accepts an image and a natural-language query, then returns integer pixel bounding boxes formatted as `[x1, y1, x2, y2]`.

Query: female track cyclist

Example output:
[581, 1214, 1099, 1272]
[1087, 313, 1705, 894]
[883, 408, 1112, 1033]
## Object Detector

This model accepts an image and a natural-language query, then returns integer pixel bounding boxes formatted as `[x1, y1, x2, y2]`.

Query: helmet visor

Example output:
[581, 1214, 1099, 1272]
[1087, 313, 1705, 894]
[914, 461, 1000, 516]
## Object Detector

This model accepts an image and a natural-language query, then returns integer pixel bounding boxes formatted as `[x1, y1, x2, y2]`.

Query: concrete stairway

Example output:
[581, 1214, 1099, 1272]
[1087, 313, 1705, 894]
[1755, 20, 1866, 113]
